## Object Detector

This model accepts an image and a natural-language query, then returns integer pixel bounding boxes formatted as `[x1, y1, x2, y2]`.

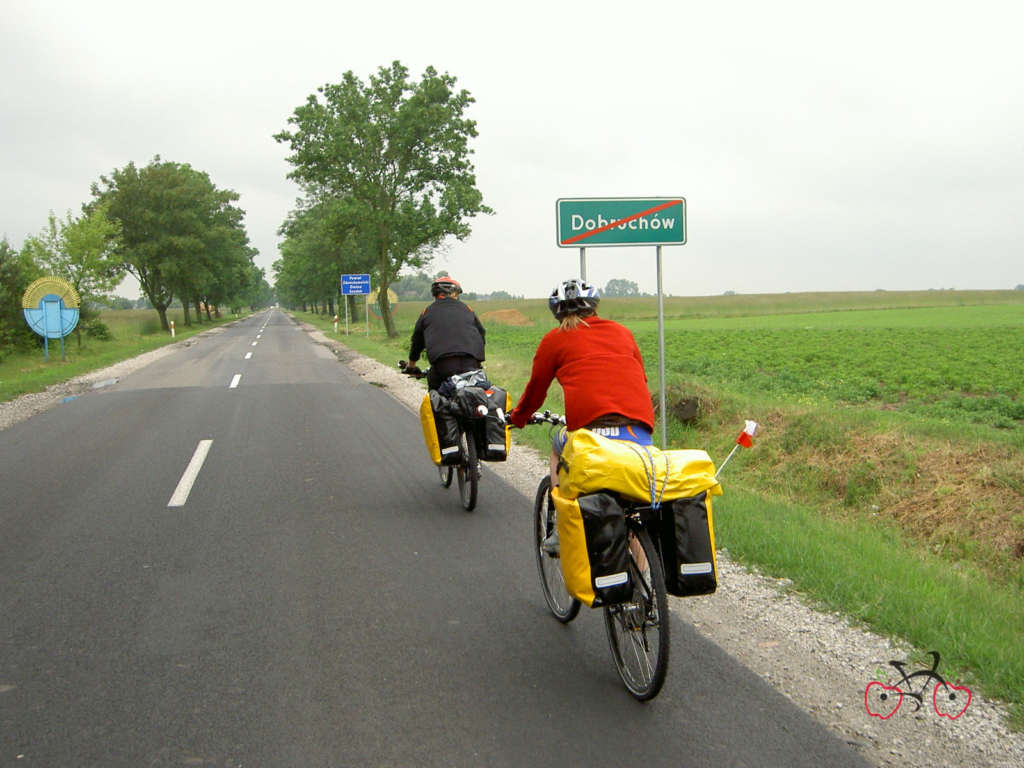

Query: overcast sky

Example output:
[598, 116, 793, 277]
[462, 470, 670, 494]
[4, 0, 1022, 300]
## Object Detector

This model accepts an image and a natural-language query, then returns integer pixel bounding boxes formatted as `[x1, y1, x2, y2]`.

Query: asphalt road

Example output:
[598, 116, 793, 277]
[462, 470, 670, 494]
[0, 310, 872, 767]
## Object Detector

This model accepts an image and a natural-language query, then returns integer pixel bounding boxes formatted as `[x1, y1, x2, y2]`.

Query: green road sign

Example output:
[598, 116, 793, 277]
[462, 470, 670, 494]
[556, 197, 686, 247]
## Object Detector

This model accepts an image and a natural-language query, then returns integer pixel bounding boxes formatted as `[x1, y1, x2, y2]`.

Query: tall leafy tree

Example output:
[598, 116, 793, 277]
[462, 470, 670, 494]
[91, 157, 255, 332]
[0, 238, 40, 357]
[275, 61, 492, 336]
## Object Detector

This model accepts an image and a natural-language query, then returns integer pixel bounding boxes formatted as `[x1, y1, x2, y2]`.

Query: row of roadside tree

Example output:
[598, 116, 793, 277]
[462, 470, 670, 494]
[1, 157, 274, 358]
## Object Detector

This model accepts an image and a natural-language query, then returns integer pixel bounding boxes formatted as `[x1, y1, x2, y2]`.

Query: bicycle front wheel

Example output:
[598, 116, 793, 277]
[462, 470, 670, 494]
[603, 526, 669, 700]
[533, 476, 580, 622]
[456, 428, 478, 511]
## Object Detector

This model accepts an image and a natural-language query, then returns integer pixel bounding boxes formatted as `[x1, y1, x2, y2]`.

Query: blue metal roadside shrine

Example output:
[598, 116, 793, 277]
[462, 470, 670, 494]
[22, 276, 81, 361]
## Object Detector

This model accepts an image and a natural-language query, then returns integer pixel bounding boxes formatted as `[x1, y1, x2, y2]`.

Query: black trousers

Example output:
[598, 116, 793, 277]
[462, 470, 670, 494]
[428, 354, 482, 390]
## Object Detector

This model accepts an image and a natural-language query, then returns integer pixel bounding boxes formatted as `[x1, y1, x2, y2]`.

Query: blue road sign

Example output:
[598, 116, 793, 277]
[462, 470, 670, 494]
[341, 273, 371, 295]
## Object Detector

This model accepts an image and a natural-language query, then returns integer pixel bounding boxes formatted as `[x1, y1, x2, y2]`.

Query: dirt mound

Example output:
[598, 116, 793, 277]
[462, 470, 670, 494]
[480, 309, 534, 326]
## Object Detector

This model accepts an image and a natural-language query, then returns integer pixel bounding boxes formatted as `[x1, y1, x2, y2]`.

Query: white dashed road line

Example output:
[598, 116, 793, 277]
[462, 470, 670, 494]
[168, 439, 213, 507]
[245, 352, 253, 360]
[229, 374, 242, 389]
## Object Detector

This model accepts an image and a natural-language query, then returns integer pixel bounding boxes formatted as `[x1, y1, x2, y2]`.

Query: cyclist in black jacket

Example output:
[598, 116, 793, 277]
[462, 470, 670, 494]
[407, 277, 486, 390]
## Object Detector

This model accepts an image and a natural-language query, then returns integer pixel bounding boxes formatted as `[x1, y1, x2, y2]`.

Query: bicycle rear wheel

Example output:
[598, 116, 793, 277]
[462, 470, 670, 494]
[533, 476, 580, 622]
[603, 526, 669, 700]
[456, 428, 478, 511]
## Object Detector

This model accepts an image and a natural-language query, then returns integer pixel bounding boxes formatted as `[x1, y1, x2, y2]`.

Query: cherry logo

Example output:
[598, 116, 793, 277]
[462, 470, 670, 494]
[864, 681, 903, 719]
[933, 682, 972, 720]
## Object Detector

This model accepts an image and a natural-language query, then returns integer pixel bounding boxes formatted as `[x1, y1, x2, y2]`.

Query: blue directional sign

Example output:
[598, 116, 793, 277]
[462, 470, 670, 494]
[341, 273, 371, 295]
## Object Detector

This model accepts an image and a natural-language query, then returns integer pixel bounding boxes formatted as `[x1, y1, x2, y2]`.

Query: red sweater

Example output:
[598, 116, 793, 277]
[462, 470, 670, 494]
[510, 316, 655, 430]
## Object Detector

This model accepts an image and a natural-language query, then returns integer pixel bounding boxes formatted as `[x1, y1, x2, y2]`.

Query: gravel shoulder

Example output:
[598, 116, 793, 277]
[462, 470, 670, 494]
[3, 315, 1020, 768]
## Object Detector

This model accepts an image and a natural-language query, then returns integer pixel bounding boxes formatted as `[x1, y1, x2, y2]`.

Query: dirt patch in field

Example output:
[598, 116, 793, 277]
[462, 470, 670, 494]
[479, 309, 534, 326]
[810, 429, 1023, 565]
[882, 439, 1024, 556]
[694, 396, 1024, 574]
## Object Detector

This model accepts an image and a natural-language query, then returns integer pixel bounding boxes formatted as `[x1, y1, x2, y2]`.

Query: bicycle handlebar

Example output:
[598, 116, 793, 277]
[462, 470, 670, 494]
[526, 410, 565, 426]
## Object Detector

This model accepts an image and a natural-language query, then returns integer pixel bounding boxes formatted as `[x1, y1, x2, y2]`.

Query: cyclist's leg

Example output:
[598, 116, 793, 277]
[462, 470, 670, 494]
[542, 427, 568, 554]
[629, 533, 649, 575]
[549, 426, 567, 488]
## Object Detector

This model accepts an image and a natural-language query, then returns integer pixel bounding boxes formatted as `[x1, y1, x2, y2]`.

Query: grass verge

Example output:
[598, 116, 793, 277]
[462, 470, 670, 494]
[0, 309, 239, 402]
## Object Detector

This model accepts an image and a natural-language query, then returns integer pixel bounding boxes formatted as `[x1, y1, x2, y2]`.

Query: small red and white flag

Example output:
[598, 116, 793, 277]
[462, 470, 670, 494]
[736, 420, 758, 448]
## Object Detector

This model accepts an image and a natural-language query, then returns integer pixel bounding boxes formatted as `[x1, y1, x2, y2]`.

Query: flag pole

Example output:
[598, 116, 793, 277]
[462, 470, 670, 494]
[715, 444, 741, 478]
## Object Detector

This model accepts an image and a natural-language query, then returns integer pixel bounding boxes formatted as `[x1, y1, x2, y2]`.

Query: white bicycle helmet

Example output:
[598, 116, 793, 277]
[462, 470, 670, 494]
[549, 278, 600, 319]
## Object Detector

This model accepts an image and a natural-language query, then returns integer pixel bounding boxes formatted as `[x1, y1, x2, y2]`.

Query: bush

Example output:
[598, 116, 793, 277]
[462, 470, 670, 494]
[84, 320, 112, 340]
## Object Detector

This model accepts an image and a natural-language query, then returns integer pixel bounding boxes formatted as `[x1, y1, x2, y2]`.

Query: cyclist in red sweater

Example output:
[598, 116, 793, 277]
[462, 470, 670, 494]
[509, 278, 655, 493]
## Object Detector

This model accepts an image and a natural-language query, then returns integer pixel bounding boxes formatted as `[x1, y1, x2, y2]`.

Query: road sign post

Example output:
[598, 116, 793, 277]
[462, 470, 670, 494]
[341, 274, 372, 336]
[556, 198, 687, 448]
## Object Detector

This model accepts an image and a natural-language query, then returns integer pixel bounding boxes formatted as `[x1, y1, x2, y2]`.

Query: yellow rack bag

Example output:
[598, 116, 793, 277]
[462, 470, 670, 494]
[558, 428, 722, 503]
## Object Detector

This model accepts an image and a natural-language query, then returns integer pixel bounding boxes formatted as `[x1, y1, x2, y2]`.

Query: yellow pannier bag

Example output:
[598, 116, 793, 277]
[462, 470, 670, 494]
[418, 393, 442, 465]
[550, 485, 632, 608]
[558, 428, 722, 503]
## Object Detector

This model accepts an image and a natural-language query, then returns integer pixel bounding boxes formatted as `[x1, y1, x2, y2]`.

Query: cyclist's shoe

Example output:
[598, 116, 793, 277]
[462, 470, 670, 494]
[541, 528, 560, 557]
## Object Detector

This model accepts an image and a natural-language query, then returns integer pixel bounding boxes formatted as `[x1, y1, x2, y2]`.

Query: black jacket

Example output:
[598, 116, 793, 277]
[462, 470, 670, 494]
[408, 298, 486, 364]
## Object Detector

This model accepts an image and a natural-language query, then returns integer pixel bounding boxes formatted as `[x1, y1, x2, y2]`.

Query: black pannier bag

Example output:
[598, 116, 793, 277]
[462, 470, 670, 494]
[481, 386, 510, 462]
[452, 385, 510, 462]
[577, 492, 634, 606]
[658, 492, 718, 597]
[429, 390, 462, 466]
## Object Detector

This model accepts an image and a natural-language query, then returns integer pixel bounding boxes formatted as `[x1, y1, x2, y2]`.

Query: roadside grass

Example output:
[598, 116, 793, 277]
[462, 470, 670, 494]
[0, 308, 238, 402]
[717, 488, 1024, 730]
[296, 292, 1024, 727]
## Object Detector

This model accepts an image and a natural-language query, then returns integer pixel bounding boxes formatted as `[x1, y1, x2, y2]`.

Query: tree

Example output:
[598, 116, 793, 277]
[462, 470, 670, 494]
[604, 278, 640, 297]
[275, 61, 492, 336]
[91, 157, 255, 332]
[391, 270, 434, 301]
[0, 238, 40, 358]
[275, 199, 375, 316]
[21, 205, 124, 346]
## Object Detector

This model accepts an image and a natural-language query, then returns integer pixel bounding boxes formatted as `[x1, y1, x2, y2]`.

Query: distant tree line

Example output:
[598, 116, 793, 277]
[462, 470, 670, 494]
[391, 270, 523, 302]
[1, 156, 274, 361]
